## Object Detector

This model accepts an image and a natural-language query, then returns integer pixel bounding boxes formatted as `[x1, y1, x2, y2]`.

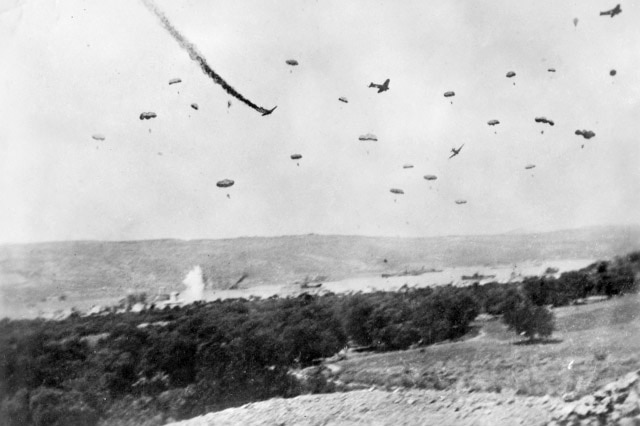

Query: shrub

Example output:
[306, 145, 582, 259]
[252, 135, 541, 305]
[29, 387, 99, 426]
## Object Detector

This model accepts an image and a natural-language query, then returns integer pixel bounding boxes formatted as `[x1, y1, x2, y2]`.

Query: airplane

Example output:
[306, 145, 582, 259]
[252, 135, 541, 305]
[369, 78, 390, 93]
[449, 144, 464, 159]
[261, 106, 278, 116]
[600, 4, 622, 17]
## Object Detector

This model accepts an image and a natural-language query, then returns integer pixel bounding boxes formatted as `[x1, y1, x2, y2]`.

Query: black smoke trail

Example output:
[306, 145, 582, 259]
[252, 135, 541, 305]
[140, 0, 275, 116]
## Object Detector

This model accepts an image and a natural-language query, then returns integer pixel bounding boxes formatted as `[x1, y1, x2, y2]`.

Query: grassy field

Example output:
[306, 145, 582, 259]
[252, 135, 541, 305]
[334, 293, 640, 398]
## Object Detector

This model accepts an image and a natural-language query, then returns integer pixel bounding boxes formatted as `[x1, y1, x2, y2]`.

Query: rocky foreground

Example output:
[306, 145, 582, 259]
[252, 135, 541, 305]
[168, 370, 640, 426]
[549, 369, 640, 425]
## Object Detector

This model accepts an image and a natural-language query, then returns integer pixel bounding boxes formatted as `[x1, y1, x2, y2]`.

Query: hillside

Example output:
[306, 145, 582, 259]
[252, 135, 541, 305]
[1, 225, 639, 315]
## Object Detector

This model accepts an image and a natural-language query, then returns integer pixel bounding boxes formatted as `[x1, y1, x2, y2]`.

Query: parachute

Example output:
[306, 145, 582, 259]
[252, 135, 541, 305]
[444, 91, 455, 97]
[390, 189, 404, 195]
[338, 97, 349, 103]
[548, 68, 556, 73]
[534, 117, 555, 126]
[573, 17, 579, 27]
[487, 119, 500, 126]
[525, 164, 536, 170]
[286, 59, 299, 66]
[191, 103, 199, 110]
[168, 78, 182, 85]
[140, 112, 157, 120]
[610, 69, 617, 76]
[359, 133, 378, 141]
[423, 175, 437, 181]
[506, 71, 516, 78]
[575, 130, 596, 139]
[91, 134, 105, 141]
[455, 199, 467, 205]
[216, 179, 235, 188]
[403, 164, 414, 169]
[290, 154, 302, 160]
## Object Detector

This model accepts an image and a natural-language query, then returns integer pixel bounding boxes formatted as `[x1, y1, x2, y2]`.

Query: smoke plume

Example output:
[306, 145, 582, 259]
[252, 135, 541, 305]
[182, 265, 205, 303]
[140, 0, 273, 115]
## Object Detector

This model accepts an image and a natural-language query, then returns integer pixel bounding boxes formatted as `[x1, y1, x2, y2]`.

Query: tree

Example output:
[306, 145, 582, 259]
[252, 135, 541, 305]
[342, 296, 374, 346]
[502, 291, 555, 341]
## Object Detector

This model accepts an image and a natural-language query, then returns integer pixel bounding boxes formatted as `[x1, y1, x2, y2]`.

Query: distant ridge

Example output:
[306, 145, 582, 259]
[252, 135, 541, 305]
[1, 225, 639, 313]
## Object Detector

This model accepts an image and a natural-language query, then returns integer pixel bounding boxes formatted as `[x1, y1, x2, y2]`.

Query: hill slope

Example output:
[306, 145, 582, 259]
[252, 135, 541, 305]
[1, 225, 639, 314]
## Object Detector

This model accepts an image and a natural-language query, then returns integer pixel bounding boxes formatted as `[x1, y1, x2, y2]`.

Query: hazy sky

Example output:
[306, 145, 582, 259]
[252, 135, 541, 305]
[1, 0, 639, 244]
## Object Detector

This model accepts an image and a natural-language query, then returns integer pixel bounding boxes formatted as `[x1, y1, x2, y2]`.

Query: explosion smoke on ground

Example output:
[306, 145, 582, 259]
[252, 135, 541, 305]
[182, 265, 205, 303]
[140, 0, 274, 116]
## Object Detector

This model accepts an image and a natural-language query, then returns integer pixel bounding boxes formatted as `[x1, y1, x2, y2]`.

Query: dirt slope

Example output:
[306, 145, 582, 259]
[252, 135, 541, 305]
[166, 388, 560, 426]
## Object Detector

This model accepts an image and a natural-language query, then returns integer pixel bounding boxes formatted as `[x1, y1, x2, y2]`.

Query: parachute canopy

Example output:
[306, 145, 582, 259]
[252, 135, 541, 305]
[610, 69, 617, 76]
[534, 117, 555, 126]
[444, 91, 455, 97]
[359, 133, 378, 141]
[548, 68, 556, 73]
[573, 17, 579, 27]
[191, 103, 199, 110]
[506, 71, 516, 78]
[525, 164, 536, 170]
[455, 199, 467, 205]
[390, 188, 404, 195]
[338, 97, 349, 103]
[285, 59, 299, 66]
[487, 119, 500, 126]
[91, 134, 105, 141]
[140, 112, 157, 120]
[216, 179, 235, 188]
[290, 154, 302, 160]
[168, 78, 182, 85]
[575, 130, 596, 139]
[403, 164, 414, 169]
[423, 175, 438, 181]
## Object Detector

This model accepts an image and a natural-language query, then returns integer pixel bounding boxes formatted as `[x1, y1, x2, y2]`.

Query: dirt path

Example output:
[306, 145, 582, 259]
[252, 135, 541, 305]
[167, 388, 560, 426]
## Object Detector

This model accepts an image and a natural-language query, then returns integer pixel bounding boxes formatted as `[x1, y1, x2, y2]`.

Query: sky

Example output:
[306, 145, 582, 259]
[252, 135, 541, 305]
[0, 0, 639, 244]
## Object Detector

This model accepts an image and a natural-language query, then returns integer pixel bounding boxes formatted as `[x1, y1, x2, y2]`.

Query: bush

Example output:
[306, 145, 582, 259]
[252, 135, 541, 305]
[29, 387, 99, 426]
[0, 388, 30, 426]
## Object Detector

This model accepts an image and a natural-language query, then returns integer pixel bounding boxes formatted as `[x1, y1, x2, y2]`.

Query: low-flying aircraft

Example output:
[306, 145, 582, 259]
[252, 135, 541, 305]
[449, 144, 464, 159]
[600, 4, 622, 17]
[369, 79, 390, 93]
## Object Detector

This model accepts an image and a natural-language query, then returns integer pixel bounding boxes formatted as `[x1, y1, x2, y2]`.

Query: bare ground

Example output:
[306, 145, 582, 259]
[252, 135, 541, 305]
[167, 388, 559, 426]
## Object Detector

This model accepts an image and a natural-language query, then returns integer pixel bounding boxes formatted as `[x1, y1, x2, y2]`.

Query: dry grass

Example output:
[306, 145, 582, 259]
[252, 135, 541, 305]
[335, 293, 640, 398]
